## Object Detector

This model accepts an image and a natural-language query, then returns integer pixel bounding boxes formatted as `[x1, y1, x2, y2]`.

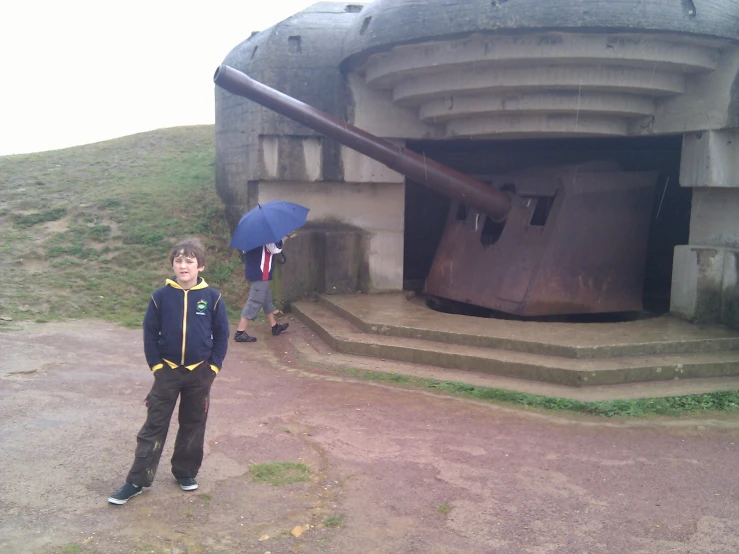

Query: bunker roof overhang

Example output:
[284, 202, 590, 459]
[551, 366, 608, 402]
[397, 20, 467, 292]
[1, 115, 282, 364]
[341, 0, 739, 69]
[340, 0, 739, 139]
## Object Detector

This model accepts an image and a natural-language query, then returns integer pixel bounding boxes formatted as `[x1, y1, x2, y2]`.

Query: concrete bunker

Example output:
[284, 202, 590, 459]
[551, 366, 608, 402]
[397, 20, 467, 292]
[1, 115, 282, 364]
[214, 0, 739, 328]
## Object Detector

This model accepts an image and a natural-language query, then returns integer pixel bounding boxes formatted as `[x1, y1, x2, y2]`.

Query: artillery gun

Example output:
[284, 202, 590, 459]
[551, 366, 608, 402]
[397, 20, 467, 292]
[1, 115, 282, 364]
[214, 64, 658, 317]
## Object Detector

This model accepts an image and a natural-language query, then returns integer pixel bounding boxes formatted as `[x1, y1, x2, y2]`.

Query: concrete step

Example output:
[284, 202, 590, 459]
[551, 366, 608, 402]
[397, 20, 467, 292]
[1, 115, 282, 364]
[318, 294, 739, 359]
[288, 328, 739, 402]
[293, 299, 739, 388]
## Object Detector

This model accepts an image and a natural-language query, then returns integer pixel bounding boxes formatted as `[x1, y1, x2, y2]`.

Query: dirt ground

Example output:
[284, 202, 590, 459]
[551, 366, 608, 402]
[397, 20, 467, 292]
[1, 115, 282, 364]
[2, 318, 739, 554]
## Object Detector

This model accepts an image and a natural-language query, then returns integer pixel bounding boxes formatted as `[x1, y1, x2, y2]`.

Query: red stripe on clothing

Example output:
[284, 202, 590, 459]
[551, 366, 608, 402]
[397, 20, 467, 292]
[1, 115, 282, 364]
[261, 247, 272, 280]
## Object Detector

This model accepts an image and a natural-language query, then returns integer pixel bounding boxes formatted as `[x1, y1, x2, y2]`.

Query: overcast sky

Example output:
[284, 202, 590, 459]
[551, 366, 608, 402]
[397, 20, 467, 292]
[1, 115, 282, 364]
[0, 0, 328, 156]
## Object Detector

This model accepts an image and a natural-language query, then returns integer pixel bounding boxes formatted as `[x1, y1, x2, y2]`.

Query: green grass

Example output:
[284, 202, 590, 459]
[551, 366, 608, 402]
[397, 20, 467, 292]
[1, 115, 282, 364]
[323, 514, 344, 528]
[307, 363, 739, 418]
[437, 503, 452, 515]
[0, 126, 248, 327]
[13, 207, 67, 228]
[249, 461, 311, 486]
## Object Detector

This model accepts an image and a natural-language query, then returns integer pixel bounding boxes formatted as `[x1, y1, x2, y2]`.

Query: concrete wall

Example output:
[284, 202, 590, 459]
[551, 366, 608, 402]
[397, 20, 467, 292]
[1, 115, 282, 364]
[231, 133, 406, 294]
[680, 131, 739, 191]
[345, 33, 737, 140]
[643, 47, 739, 135]
[272, 224, 367, 309]
[672, 130, 739, 327]
[341, 0, 739, 70]
[342, 0, 739, 140]
[215, 2, 407, 296]
[253, 175, 405, 293]
[346, 74, 439, 140]
[215, 4, 356, 226]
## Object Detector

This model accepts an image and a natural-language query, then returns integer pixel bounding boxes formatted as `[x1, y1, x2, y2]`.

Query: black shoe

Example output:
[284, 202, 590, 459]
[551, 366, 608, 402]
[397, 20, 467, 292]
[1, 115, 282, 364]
[272, 323, 289, 336]
[107, 482, 143, 505]
[177, 477, 198, 491]
[234, 329, 244, 340]
[235, 332, 257, 342]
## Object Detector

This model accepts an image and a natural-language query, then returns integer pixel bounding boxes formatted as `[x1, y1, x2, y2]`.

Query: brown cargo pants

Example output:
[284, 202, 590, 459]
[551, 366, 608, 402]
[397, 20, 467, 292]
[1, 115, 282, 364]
[126, 362, 216, 487]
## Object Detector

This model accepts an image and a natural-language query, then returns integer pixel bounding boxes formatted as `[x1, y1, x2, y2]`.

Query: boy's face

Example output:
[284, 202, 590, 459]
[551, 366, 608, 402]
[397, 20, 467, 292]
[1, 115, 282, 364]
[172, 252, 204, 289]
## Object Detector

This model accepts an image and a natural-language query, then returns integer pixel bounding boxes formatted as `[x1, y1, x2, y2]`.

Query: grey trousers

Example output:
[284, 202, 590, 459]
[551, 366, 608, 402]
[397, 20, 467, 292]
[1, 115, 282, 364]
[241, 280, 275, 320]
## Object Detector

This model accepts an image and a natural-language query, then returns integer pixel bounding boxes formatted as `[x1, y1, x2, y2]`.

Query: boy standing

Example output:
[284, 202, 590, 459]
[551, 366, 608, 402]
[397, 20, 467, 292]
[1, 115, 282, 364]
[108, 238, 229, 505]
[234, 240, 289, 343]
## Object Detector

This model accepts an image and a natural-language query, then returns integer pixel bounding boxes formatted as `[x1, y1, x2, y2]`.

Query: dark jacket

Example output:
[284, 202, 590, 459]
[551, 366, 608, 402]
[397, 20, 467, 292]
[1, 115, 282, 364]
[143, 277, 229, 370]
[244, 240, 283, 282]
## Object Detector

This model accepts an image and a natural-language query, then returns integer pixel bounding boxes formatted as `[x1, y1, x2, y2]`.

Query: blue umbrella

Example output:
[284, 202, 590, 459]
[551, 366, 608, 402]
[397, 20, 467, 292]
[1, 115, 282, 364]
[229, 200, 310, 252]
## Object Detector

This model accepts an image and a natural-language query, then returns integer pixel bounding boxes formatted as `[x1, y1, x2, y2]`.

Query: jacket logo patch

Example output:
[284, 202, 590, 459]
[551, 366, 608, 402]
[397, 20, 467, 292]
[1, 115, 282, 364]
[196, 299, 208, 315]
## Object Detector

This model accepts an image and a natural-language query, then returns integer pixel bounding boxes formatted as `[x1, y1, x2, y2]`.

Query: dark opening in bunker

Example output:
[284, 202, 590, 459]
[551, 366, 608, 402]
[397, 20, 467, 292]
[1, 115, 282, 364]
[529, 195, 555, 226]
[403, 135, 690, 320]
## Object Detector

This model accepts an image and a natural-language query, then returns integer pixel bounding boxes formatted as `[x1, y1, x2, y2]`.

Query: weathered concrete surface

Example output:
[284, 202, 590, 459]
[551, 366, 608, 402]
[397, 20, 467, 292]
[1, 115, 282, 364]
[259, 180, 405, 293]
[294, 299, 739, 390]
[671, 246, 739, 326]
[672, 130, 739, 328]
[292, 293, 739, 391]
[680, 130, 739, 189]
[292, 322, 739, 403]
[273, 224, 368, 306]
[349, 33, 738, 139]
[2, 319, 739, 554]
[342, 1, 739, 138]
[689, 189, 739, 248]
[342, 0, 739, 67]
[315, 293, 739, 358]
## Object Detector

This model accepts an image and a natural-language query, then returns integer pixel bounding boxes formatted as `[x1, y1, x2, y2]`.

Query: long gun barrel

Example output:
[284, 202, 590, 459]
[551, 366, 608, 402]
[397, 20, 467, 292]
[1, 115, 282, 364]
[213, 64, 512, 220]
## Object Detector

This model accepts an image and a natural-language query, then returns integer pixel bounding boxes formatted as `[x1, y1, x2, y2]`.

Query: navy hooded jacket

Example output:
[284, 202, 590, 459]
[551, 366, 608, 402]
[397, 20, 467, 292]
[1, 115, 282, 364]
[143, 277, 229, 370]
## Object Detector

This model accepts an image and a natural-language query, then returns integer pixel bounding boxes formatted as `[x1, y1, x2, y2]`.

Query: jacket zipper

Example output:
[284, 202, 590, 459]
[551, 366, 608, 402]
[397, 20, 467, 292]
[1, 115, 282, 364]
[181, 290, 188, 365]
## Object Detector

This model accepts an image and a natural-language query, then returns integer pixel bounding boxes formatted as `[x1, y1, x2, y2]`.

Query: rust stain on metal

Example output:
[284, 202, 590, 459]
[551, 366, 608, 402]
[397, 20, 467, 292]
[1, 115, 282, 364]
[424, 164, 658, 316]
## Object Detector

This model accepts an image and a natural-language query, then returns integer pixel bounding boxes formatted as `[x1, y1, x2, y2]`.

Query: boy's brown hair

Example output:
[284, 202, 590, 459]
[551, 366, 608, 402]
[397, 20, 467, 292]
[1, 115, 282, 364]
[169, 237, 206, 267]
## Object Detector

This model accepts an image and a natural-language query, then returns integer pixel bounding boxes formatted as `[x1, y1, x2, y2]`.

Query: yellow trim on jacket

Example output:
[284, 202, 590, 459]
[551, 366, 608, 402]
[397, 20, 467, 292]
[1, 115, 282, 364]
[151, 360, 220, 374]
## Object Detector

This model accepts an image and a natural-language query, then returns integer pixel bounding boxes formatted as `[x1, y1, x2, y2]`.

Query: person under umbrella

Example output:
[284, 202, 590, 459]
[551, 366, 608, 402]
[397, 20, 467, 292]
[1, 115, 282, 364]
[230, 201, 309, 343]
[234, 239, 289, 343]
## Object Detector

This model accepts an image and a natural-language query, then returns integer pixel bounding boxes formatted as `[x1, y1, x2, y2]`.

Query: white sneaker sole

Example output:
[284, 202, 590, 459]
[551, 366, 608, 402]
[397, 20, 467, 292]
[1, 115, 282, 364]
[107, 489, 143, 505]
[179, 483, 198, 491]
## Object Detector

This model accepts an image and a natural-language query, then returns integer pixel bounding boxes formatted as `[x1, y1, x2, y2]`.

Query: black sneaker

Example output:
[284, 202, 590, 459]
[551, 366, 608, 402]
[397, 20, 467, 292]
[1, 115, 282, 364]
[272, 323, 289, 336]
[177, 477, 198, 491]
[235, 332, 257, 343]
[107, 482, 143, 505]
[234, 329, 245, 340]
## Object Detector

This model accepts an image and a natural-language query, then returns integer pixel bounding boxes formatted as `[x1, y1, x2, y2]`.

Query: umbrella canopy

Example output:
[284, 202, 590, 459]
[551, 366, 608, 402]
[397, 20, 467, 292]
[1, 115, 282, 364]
[229, 200, 310, 252]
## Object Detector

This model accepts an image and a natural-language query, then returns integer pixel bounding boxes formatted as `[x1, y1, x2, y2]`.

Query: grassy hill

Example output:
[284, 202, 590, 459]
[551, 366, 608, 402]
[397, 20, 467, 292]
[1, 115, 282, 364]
[0, 125, 247, 328]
